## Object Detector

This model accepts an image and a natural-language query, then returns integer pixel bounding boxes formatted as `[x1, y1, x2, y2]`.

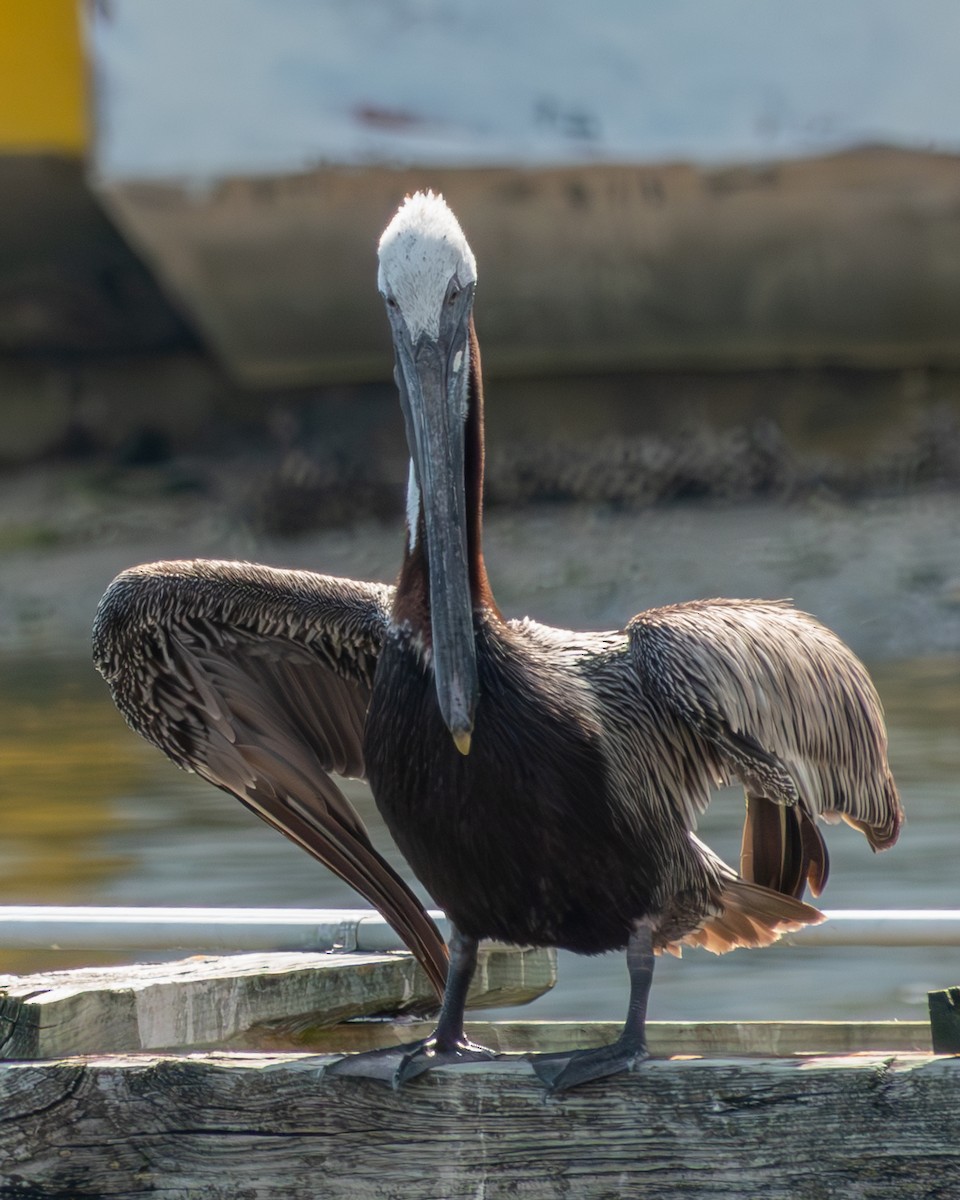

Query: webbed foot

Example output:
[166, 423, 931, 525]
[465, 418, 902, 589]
[529, 1037, 649, 1092]
[329, 1035, 497, 1088]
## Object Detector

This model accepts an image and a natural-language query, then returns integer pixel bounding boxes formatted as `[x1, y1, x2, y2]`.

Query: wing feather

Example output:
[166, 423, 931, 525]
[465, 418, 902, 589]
[93, 558, 448, 997]
[629, 598, 903, 870]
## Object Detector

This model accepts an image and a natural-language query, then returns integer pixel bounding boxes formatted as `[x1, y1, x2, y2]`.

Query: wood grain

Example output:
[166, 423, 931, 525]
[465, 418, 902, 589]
[0, 944, 554, 1059]
[1, 1052, 957, 1198]
[276, 1017, 932, 1056]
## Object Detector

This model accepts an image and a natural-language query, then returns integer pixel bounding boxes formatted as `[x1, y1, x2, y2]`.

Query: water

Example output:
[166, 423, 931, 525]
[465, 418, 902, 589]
[0, 650, 956, 1024]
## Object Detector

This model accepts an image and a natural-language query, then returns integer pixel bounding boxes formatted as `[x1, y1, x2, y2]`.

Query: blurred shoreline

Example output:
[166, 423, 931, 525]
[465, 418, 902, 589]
[1, 457, 957, 664]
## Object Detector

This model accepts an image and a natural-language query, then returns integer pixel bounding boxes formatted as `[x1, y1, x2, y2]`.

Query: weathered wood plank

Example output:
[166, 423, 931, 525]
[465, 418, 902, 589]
[0, 1052, 957, 1198]
[0, 945, 554, 1060]
[258, 1017, 931, 1056]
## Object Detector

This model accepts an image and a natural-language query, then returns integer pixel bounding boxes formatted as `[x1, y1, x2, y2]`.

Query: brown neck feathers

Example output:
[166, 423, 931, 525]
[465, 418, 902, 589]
[394, 316, 498, 632]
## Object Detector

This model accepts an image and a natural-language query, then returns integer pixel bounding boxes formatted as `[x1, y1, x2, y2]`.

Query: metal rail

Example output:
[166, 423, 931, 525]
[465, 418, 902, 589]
[0, 906, 448, 953]
[0, 907, 958, 952]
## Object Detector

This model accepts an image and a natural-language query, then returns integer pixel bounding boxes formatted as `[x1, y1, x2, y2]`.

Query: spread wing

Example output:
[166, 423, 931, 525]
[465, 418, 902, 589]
[629, 598, 903, 900]
[93, 558, 448, 997]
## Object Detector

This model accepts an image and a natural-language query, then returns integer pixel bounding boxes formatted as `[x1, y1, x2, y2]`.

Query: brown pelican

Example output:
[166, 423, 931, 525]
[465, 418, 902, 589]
[94, 191, 902, 1091]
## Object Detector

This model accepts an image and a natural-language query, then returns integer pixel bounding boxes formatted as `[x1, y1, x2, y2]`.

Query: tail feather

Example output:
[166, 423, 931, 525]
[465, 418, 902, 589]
[740, 794, 830, 900]
[681, 877, 824, 956]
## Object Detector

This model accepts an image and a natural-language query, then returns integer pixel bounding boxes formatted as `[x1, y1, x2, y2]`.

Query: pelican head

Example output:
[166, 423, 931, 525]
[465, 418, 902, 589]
[379, 192, 479, 753]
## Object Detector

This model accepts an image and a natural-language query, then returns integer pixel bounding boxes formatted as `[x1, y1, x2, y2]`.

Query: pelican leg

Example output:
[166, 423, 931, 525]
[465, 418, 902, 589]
[330, 926, 496, 1087]
[531, 922, 653, 1092]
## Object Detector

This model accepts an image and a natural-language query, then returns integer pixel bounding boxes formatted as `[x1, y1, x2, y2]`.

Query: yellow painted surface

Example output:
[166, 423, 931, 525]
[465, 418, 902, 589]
[0, 0, 88, 154]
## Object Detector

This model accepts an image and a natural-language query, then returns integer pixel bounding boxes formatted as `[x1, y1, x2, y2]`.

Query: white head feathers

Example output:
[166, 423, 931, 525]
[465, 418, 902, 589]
[378, 191, 477, 340]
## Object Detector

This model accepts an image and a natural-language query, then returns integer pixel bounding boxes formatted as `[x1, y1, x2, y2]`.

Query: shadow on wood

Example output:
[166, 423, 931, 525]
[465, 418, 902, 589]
[929, 986, 960, 1054]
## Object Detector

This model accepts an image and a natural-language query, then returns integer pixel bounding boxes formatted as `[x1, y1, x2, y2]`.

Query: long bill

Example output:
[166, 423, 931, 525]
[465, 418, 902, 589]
[394, 321, 479, 753]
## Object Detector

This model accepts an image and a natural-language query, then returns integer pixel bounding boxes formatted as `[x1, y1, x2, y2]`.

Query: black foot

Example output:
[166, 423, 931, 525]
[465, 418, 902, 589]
[329, 1036, 496, 1088]
[530, 1038, 649, 1092]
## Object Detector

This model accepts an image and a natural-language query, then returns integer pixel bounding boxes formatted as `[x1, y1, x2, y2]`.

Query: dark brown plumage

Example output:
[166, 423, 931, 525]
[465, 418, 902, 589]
[94, 192, 902, 1089]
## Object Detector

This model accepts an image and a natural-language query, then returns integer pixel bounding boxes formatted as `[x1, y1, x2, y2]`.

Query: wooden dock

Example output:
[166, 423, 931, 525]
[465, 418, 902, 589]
[1, 920, 958, 1196]
[2, 1049, 957, 1197]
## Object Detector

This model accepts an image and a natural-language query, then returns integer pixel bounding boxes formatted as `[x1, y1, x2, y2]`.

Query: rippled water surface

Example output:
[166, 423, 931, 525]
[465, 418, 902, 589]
[1, 650, 956, 1023]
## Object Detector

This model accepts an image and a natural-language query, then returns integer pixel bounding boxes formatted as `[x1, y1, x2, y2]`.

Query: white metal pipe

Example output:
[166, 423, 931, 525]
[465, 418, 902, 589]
[0, 906, 449, 953]
[0, 907, 958, 953]
[793, 909, 960, 947]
